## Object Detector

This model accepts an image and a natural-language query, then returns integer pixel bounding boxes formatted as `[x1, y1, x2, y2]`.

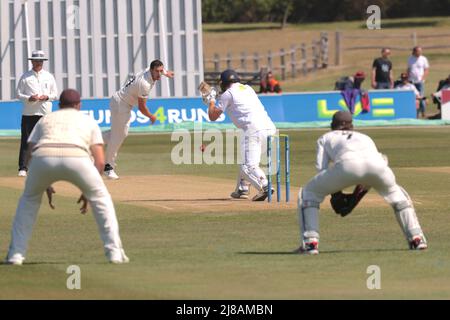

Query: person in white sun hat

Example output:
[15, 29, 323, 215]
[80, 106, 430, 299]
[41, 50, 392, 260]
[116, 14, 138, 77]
[16, 50, 58, 177]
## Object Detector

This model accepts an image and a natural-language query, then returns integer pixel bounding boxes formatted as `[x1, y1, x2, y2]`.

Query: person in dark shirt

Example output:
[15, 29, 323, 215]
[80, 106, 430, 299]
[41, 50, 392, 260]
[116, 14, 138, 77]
[371, 48, 393, 89]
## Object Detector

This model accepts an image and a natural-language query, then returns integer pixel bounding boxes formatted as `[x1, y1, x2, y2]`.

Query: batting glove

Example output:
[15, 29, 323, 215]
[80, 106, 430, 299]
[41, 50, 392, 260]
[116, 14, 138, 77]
[202, 88, 217, 105]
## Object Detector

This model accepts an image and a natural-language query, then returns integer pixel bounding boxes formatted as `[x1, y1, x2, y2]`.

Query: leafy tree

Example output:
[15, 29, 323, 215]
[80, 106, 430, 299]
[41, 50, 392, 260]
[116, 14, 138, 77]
[201, 0, 450, 24]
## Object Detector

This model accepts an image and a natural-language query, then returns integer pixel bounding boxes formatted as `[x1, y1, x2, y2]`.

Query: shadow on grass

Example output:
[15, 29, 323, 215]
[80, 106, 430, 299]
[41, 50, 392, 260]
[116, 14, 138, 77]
[0, 261, 62, 266]
[0, 261, 111, 266]
[359, 21, 438, 29]
[122, 198, 232, 202]
[425, 52, 450, 60]
[204, 26, 281, 33]
[238, 248, 408, 255]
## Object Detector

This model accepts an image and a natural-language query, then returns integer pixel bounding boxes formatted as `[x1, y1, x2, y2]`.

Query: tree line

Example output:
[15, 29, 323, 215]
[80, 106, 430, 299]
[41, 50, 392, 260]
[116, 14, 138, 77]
[202, 0, 450, 24]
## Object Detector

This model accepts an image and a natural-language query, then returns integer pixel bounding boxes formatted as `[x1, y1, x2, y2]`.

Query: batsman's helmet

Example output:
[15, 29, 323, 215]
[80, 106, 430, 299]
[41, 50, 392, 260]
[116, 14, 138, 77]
[219, 69, 240, 92]
[331, 110, 353, 130]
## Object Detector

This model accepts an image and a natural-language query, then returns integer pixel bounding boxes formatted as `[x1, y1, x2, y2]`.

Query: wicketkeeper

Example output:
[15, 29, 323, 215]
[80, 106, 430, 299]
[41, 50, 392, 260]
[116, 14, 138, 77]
[296, 111, 427, 254]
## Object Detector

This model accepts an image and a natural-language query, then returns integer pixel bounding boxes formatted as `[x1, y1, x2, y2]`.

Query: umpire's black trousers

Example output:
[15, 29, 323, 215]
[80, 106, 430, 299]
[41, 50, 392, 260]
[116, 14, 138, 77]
[18, 115, 42, 171]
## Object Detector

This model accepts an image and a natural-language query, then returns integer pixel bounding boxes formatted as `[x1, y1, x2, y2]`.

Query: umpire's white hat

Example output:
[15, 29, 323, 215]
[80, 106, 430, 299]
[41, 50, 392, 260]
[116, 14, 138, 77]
[28, 50, 48, 61]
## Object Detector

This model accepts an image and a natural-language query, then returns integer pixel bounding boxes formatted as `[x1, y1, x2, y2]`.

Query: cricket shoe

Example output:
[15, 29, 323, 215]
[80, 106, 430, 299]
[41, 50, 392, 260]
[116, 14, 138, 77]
[5, 253, 25, 265]
[230, 189, 250, 199]
[18, 170, 27, 177]
[409, 235, 428, 250]
[107, 249, 130, 264]
[293, 238, 319, 255]
[252, 185, 274, 201]
[104, 164, 119, 180]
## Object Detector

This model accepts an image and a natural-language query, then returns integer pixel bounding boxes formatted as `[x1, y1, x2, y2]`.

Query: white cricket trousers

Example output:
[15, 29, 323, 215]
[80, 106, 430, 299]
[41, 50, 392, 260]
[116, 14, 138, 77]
[7, 156, 126, 261]
[236, 127, 276, 192]
[303, 158, 407, 203]
[103, 94, 132, 167]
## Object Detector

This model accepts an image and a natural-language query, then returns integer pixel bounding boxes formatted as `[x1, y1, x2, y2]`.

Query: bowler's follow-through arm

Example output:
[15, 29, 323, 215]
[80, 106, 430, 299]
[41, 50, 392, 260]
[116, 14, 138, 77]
[138, 69, 174, 125]
[138, 97, 157, 124]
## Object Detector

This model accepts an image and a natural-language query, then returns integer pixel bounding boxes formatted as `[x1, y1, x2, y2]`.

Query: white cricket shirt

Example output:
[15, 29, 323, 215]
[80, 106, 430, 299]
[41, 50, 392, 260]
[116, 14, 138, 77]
[407, 55, 429, 83]
[16, 69, 58, 116]
[116, 69, 155, 107]
[395, 83, 420, 97]
[215, 83, 275, 131]
[315, 130, 383, 172]
[28, 108, 103, 157]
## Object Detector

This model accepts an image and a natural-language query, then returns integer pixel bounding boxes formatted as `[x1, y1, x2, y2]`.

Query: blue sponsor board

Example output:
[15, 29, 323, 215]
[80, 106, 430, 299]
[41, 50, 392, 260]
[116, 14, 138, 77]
[0, 90, 415, 130]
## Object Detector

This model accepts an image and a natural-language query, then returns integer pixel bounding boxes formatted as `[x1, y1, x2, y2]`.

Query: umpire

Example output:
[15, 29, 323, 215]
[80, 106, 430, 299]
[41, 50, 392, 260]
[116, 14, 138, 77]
[16, 50, 58, 177]
[5, 89, 129, 265]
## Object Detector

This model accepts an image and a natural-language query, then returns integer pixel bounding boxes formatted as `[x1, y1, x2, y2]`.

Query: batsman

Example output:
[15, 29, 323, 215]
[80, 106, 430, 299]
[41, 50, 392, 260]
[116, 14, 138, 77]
[296, 111, 428, 254]
[199, 69, 276, 201]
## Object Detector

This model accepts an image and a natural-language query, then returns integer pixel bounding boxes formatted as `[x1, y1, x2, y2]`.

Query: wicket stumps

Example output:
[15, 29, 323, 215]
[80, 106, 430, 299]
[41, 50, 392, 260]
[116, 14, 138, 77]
[267, 134, 290, 202]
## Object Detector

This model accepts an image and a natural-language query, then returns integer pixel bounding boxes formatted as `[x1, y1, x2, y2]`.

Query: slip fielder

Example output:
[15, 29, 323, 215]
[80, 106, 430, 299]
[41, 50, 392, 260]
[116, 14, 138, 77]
[296, 111, 427, 254]
[103, 59, 174, 179]
[5, 89, 128, 265]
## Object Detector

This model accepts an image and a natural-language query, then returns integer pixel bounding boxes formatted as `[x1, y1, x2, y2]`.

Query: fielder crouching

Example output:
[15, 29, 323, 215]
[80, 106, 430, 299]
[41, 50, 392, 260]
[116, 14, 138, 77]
[296, 111, 427, 254]
[5, 89, 129, 265]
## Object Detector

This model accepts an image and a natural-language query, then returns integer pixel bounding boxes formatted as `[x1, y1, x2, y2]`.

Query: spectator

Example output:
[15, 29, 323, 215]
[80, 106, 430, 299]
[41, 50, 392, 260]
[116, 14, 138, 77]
[259, 71, 282, 94]
[334, 71, 365, 91]
[427, 75, 450, 120]
[352, 71, 366, 89]
[395, 72, 425, 116]
[16, 50, 58, 177]
[372, 48, 393, 89]
[431, 74, 450, 108]
[408, 46, 430, 118]
[336, 71, 369, 114]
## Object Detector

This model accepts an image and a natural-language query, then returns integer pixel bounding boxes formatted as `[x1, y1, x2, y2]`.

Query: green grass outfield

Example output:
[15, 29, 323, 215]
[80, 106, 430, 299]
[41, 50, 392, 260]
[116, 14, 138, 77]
[1, 127, 450, 299]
